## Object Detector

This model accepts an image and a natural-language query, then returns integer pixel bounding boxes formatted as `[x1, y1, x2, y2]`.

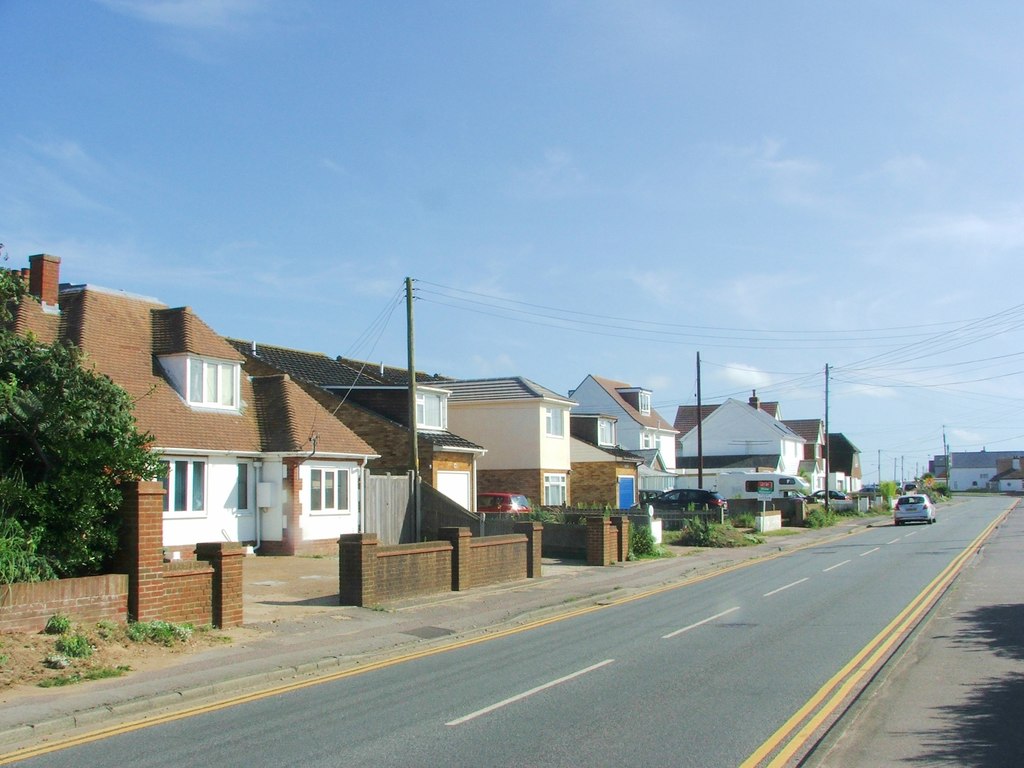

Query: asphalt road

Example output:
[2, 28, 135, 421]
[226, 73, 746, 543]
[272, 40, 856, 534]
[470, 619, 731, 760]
[9, 496, 1008, 768]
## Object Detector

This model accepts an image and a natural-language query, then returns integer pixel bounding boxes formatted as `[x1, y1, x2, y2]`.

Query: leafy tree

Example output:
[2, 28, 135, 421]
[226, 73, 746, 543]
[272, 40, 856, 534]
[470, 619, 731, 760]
[1, 269, 162, 579]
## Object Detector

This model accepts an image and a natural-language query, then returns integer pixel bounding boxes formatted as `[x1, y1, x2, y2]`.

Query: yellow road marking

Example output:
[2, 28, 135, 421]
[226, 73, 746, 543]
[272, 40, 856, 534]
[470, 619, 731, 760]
[740, 507, 1010, 768]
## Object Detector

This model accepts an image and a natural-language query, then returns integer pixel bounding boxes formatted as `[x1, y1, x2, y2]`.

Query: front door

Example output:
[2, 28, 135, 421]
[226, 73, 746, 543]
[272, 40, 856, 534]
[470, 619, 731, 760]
[617, 476, 635, 510]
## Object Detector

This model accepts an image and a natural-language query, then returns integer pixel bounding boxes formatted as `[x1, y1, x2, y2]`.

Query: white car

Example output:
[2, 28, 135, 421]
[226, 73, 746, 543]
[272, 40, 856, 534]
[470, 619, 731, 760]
[894, 494, 936, 526]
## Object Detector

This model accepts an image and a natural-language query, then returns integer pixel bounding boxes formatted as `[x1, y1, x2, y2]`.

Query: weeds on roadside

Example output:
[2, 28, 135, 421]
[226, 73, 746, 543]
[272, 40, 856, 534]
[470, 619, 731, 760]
[43, 614, 71, 635]
[38, 666, 131, 688]
[127, 620, 194, 646]
[55, 633, 93, 659]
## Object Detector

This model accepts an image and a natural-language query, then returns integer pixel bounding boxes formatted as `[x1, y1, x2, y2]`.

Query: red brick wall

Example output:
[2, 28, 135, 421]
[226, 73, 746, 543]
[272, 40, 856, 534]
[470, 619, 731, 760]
[465, 536, 528, 590]
[374, 542, 453, 602]
[0, 575, 128, 633]
[161, 563, 214, 626]
[478, 469, 542, 505]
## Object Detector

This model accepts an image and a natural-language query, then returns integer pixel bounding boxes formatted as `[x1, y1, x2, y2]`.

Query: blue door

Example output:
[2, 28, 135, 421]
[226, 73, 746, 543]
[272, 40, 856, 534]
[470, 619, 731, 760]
[617, 476, 635, 509]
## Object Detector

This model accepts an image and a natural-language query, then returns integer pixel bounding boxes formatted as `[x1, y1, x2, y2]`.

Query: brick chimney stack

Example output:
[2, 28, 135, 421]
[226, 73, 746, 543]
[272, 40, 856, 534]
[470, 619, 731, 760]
[749, 390, 760, 410]
[28, 254, 61, 307]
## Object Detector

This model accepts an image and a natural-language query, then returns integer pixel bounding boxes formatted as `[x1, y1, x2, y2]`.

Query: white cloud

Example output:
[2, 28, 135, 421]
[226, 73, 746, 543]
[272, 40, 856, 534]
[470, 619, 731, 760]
[903, 207, 1024, 251]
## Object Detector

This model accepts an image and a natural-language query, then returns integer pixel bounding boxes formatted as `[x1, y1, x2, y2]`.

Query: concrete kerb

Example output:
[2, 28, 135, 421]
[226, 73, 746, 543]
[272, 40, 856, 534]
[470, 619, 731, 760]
[0, 515, 890, 755]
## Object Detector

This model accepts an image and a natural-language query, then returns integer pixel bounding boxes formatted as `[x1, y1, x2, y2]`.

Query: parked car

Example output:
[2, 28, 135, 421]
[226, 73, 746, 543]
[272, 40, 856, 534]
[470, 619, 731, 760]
[894, 494, 936, 525]
[477, 492, 532, 514]
[646, 488, 728, 514]
[812, 490, 851, 502]
[638, 489, 665, 506]
[859, 484, 880, 494]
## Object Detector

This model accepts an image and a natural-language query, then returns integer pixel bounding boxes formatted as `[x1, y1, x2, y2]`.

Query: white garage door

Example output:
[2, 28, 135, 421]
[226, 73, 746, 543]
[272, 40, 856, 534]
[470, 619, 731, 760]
[436, 471, 471, 510]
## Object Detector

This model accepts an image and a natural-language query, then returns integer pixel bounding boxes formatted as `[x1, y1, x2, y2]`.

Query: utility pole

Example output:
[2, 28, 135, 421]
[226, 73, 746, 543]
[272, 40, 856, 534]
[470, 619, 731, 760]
[696, 351, 704, 488]
[406, 278, 420, 536]
[824, 364, 830, 512]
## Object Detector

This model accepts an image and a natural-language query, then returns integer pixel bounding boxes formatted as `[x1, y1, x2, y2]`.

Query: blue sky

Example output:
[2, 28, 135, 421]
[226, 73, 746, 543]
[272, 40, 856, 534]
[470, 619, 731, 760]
[4, 1, 1024, 482]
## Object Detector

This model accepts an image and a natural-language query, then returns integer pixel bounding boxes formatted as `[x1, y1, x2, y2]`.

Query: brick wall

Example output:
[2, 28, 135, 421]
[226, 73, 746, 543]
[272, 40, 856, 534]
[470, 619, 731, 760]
[570, 462, 618, 507]
[161, 563, 214, 626]
[479, 468, 542, 504]
[0, 575, 128, 633]
[338, 525, 542, 607]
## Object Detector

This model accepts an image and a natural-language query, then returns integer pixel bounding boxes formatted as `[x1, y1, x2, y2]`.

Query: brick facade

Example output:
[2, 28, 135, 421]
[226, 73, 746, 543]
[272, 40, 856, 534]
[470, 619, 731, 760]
[570, 462, 637, 508]
[0, 575, 128, 633]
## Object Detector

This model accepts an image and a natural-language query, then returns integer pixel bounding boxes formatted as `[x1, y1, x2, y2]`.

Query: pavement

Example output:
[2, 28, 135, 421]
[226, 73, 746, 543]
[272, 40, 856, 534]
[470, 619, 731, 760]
[0, 502, 1018, 764]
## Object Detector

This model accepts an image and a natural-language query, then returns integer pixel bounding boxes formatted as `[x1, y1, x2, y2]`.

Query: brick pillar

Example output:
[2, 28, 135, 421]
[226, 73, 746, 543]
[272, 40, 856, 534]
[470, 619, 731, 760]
[515, 521, 543, 578]
[586, 516, 615, 566]
[282, 458, 304, 555]
[438, 527, 472, 591]
[118, 480, 166, 622]
[196, 542, 245, 628]
[611, 516, 630, 563]
[339, 533, 378, 606]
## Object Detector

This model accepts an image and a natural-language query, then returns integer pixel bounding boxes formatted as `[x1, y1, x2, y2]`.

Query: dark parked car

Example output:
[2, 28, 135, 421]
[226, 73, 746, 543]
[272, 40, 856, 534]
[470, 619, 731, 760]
[477, 492, 531, 514]
[646, 488, 728, 513]
[812, 490, 851, 502]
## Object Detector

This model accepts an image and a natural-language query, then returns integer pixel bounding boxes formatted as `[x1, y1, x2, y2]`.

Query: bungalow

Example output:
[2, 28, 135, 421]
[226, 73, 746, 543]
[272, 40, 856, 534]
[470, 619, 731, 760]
[11, 255, 378, 557]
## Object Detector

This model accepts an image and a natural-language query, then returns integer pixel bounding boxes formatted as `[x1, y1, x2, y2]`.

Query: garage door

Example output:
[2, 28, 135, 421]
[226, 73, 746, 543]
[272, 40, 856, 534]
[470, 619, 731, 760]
[436, 471, 471, 510]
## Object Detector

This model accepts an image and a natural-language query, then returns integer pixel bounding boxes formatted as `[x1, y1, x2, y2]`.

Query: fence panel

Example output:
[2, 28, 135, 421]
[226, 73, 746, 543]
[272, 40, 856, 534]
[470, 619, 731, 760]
[420, 482, 480, 540]
[363, 471, 415, 545]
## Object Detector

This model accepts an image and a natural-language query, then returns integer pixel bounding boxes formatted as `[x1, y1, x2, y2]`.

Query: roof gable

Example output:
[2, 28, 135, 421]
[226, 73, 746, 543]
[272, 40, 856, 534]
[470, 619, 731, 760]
[571, 374, 676, 432]
[446, 377, 575, 405]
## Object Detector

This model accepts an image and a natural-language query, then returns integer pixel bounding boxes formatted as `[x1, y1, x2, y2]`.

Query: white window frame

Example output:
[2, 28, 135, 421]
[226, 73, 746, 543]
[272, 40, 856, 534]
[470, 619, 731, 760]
[638, 391, 651, 416]
[416, 391, 447, 430]
[598, 418, 615, 447]
[543, 473, 567, 506]
[187, 357, 239, 410]
[161, 459, 207, 518]
[308, 467, 352, 515]
[545, 407, 564, 438]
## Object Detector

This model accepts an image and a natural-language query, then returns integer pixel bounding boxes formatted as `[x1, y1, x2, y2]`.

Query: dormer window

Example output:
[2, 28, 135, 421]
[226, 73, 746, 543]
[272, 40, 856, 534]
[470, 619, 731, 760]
[638, 391, 651, 416]
[598, 418, 615, 446]
[188, 357, 239, 409]
[416, 389, 447, 430]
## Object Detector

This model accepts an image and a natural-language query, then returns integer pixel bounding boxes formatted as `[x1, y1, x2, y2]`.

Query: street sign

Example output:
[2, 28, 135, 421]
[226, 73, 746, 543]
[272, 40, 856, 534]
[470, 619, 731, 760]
[757, 480, 774, 496]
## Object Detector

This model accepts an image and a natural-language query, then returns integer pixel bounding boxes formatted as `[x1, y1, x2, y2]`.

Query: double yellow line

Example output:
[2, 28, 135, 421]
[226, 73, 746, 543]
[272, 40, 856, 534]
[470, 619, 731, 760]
[740, 507, 1010, 768]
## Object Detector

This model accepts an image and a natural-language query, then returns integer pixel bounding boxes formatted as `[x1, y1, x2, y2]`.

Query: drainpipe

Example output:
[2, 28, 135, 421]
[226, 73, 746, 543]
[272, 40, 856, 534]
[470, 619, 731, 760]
[252, 458, 263, 553]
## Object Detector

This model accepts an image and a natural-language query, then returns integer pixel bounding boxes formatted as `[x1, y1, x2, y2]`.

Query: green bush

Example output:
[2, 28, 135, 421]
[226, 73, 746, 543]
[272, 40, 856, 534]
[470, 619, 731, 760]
[806, 507, 838, 528]
[55, 633, 93, 659]
[629, 524, 657, 559]
[43, 614, 72, 635]
[0, 516, 56, 585]
[731, 512, 757, 529]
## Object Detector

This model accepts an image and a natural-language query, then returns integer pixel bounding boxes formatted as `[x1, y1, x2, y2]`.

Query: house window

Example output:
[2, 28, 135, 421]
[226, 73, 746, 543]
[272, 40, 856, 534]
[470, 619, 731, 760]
[638, 391, 651, 416]
[309, 468, 351, 514]
[187, 358, 238, 409]
[598, 419, 614, 446]
[640, 431, 654, 449]
[161, 459, 206, 515]
[545, 407, 564, 437]
[544, 473, 567, 505]
[416, 391, 447, 430]
[236, 463, 249, 510]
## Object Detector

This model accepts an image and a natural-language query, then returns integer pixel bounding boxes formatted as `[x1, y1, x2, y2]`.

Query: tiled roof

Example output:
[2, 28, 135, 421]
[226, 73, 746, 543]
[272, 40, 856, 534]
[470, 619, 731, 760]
[674, 404, 720, 436]
[950, 450, 1024, 469]
[445, 377, 575, 404]
[250, 375, 375, 456]
[229, 338, 483, 453]
[784, 419, 823, 442]
[14, 286, 372, 458]
[581, 375, 675, 431]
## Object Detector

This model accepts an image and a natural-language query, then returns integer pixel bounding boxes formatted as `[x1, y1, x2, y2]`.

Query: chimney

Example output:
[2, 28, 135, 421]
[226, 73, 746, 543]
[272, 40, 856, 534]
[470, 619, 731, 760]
[28, 254, 61, 307]
[749, 390, 760, 410]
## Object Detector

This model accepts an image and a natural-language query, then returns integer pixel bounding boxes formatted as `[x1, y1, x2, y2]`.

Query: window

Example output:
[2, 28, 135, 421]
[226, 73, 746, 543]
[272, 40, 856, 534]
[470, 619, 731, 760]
[545, 407, 564, 437]
[638, 391, 651, 416]
[598, 419, 614, 446]
[187, 358, 238, 408]
[640, 431, 654, 449]
[161, 459, 206, 515]
[544, 474, 567, 505]
[309, 468, 351, 513]
[236, 463, 249, 510]
[416, 391, 447, 430]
